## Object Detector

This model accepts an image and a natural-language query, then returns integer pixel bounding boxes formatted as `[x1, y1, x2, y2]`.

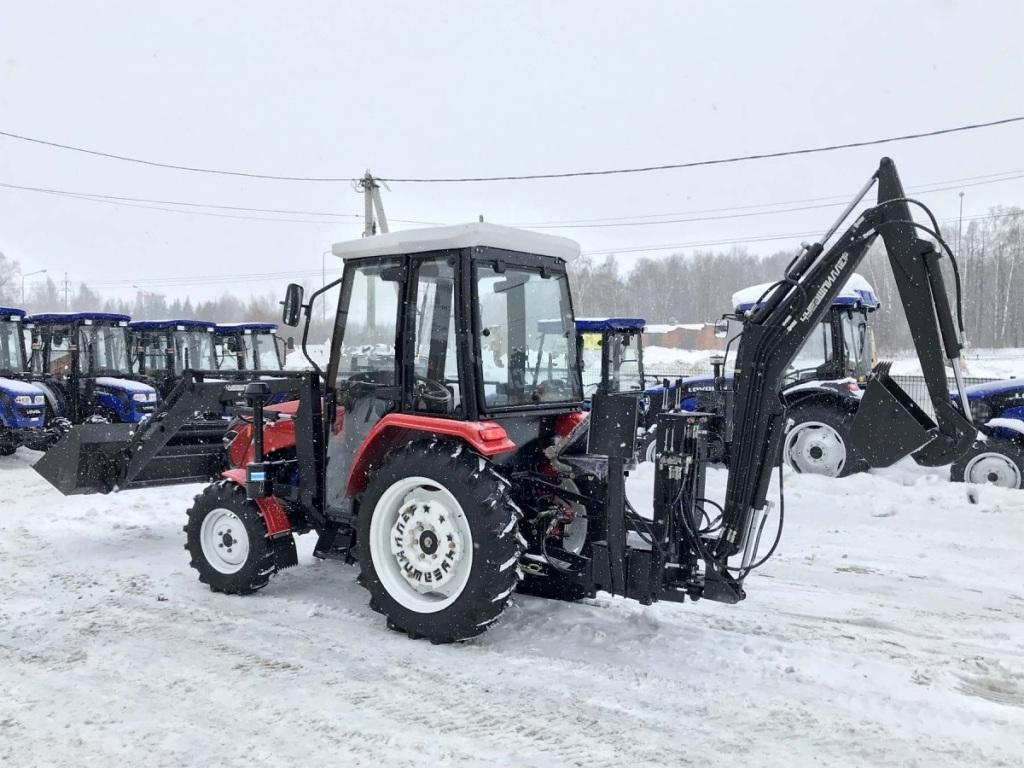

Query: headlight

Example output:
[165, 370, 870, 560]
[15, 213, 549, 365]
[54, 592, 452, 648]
[34, 395, 44, 405]
[970, 400, 992, 423]
[14, 395, 33, 405]
[132, 392, 151, 402]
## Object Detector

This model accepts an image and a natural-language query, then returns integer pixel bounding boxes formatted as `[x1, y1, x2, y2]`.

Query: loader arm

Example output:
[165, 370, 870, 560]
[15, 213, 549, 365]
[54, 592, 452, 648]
[717, 157, 976, 560]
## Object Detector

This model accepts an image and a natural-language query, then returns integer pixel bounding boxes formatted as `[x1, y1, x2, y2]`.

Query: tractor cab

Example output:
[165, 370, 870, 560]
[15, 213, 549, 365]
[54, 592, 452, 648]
[214, 323, 284, 372]
[306, 222, 582, 509]
[732, 273, 879, 386]
[569, 317, 646, 399]
[27, 312, 159, 424]
[0, 307, 50, 453]
[130, 319, 218, 397]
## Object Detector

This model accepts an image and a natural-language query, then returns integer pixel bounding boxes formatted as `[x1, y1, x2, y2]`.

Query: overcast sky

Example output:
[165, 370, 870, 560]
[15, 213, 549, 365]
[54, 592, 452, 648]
[1, 1, 1022, 305]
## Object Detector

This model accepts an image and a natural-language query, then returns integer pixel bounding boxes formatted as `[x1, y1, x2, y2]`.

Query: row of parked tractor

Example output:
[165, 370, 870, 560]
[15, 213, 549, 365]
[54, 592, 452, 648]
[0, 308, 283, 455]
[580, 274, 1024, 490]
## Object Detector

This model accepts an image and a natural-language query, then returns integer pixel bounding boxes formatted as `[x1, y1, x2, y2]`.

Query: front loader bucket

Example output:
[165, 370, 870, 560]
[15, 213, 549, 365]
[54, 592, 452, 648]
[33, 423, 135, 495]
[33, 420, 229, 496]
[851, 371, 935, 468]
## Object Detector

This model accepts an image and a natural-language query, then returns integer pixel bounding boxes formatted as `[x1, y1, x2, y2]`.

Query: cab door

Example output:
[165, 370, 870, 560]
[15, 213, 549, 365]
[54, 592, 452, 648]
[324, 257, 405, 512]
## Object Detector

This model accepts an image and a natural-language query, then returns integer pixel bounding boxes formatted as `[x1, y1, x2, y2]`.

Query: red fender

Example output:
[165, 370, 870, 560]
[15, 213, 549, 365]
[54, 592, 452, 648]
[220, 469, 292, 537]
[346, 413, 516, 496]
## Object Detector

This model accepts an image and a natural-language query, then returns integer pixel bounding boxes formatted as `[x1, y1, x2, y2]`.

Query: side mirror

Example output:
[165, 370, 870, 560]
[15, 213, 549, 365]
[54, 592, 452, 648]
[714, 321, 729, 339]
[281, 283, 304, 327]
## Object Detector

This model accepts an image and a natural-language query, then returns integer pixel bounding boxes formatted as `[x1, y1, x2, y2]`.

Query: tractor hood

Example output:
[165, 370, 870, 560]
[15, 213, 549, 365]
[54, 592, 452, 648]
[94, 376, 157, 397]
[0, 376, 48, 398]
[0, 376, 47, 429]
[952, 379, 1024, 402]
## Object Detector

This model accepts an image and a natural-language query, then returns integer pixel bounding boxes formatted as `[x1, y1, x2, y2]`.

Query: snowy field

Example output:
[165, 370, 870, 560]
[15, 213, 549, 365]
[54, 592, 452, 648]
[2, 452, 1023, 766]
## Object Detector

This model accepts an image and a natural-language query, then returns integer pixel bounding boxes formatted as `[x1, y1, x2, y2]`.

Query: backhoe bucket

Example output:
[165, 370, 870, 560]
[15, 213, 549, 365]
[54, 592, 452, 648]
[850, 371, 935, 468]
[33, 423, 135, 495]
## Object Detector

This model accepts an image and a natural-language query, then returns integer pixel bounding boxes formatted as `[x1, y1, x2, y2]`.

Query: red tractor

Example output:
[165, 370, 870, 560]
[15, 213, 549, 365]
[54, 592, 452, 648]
[36, 158, 976, 643]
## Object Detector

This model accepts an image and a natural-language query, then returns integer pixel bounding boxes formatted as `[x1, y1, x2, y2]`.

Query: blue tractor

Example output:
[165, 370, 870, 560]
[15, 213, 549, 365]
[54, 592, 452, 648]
[674, 274, 880, 476]
[27, 312, 159, 424]
[949, 380, 1024, 489]
[214, 323, 285, 372]
[0, 306, 52, 454]
[130, 318, 219, 397]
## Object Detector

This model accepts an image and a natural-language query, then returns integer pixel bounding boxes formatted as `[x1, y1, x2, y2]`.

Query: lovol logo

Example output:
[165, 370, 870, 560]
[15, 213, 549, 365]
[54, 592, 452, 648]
[797, 252, 849, 326]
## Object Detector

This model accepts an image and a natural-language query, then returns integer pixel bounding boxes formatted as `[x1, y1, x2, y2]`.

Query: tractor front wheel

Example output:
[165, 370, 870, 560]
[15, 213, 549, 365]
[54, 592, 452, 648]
[357, 441, 522, 643]
[184, 482, 280, 594]
[783, 404, 864, 478]
[951, 438, 1024, 489]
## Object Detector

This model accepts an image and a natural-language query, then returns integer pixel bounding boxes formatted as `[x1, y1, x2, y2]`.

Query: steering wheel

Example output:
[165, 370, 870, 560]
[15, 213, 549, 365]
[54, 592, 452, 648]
[414, 374, 452, 409]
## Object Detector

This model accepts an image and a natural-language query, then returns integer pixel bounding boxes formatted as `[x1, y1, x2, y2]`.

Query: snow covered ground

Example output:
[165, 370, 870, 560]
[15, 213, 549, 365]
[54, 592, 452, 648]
[2, 453, 1022, 766]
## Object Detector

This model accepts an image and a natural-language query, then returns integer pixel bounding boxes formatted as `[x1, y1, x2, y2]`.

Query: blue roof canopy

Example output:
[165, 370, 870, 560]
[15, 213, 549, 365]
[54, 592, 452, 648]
[537, 317, 646, 334]
[0, 307, 26, 319]
[575, 317, 646, 333]
[129, 319, 216, 331]
[215, 322, 277, 333]
[27, 311, 131, 324]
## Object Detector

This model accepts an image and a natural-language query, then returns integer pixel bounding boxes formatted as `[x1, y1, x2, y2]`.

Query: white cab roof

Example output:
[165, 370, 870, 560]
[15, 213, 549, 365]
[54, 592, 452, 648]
[332, 222, 580, 262]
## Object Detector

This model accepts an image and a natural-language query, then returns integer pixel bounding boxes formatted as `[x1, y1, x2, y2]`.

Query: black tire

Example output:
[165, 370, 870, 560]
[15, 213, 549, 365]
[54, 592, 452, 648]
[783, 403, 865, 478]
[184, 481, 279, 594]
[951, 438, 1024, 489]
[356, 440, 523, 643]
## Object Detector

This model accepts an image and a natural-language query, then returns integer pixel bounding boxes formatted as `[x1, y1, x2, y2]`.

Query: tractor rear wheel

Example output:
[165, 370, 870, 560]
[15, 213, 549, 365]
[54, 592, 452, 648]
[184, 481, 279, 594]
[356, 440, 522, 643]
[783, 404, 864, 478]
[951, 438, 1024, 489]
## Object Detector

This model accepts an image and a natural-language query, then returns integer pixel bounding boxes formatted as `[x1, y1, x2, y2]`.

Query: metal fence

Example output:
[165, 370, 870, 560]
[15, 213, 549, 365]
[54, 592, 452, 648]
[644, 366, 1002, 420]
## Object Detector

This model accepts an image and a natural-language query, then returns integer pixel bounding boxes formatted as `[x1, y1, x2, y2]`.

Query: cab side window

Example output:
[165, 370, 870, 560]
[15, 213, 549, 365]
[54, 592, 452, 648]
[409, 257, 461, 415]
[335, 261, 402, 387]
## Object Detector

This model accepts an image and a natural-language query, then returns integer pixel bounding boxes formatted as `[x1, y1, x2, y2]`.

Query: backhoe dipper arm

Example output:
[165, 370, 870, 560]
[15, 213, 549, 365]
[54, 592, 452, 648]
[716, 157, 975, 563]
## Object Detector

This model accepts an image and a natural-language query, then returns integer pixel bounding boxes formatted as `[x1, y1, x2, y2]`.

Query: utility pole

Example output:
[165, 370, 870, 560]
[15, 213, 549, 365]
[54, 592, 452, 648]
[22, 268, 46, 305]
[957, 191, 968, 372]
[357, 171, 389, 330]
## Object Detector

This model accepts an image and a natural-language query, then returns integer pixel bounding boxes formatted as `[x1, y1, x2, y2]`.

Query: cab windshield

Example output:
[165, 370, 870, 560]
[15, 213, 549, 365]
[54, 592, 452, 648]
[840, 310, 873, 379]
[579, 330, 644, 397]
[79, 324, 130, 375]
[0, 321, 25, 374]
[245, 331, 282, 371]
[785, 319, 833, 385]
[173, 330, 216, 372]
[476, 263, 581, 408]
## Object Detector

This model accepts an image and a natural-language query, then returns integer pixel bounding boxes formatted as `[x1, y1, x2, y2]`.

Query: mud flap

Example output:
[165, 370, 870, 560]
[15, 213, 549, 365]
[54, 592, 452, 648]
[851, 372, 936, 468]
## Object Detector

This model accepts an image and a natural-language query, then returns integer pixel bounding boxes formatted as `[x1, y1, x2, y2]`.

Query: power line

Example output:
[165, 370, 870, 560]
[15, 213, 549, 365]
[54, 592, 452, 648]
[3, 116, 1023, 184]
[0, 180, 443, 226]
[377, 117, 1024, 182]
[512, 169, 1024, 227]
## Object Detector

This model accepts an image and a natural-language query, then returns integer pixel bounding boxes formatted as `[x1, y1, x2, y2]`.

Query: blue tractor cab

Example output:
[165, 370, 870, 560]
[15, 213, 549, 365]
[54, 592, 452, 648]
[571, 317, 646, 399]
[0, 307, 51, 454]
[673, 274, 881, 476]
[950, 379, 1024, 489]
[130, 319, 218, 397]
[27, 312, 159, 424]
[214, 323, 284, 372]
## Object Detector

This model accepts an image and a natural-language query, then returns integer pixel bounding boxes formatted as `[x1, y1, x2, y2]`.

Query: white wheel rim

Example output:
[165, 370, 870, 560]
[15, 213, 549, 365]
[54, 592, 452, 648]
[785, 420, 847, 476]
[200, 508, 251, 574]
[645, 436, 657, 463]
[369, 476, 473, 614]
[965, 452, 1021, 489]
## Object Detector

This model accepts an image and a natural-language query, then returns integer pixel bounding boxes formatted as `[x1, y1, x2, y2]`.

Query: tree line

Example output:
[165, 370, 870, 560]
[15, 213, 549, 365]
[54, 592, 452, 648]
[2, 205, 1021, 354]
